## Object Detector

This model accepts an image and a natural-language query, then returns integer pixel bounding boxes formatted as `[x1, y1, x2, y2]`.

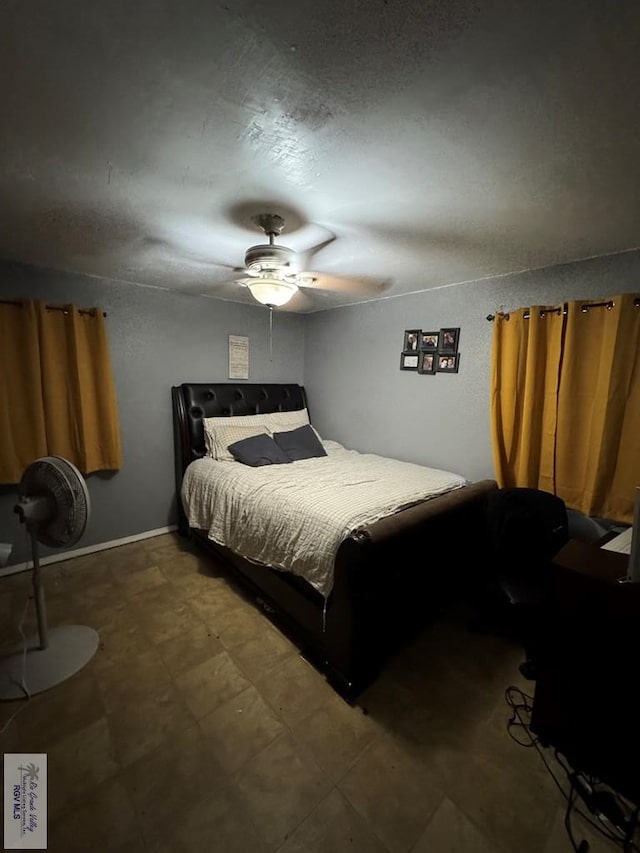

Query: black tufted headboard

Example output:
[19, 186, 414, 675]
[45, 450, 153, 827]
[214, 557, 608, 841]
[171, 383, 308, 532]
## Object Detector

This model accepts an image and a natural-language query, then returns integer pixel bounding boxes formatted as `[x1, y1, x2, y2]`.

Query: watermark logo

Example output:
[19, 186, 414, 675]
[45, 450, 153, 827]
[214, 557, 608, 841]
[20, 764, 39, 783]
[3, 754, 47, 849]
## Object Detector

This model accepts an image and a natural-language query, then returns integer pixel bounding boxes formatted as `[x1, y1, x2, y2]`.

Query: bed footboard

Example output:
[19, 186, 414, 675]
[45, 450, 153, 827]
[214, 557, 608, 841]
[323, 479, 498, 697]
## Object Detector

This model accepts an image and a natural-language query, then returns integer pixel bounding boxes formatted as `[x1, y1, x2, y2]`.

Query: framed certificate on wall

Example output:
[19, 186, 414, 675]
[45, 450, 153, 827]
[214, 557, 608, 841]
[228, 334, 249, 380]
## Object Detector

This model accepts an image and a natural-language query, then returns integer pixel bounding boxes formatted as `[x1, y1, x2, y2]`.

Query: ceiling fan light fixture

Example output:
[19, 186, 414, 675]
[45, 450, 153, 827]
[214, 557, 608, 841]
[246, 278, 298, 307]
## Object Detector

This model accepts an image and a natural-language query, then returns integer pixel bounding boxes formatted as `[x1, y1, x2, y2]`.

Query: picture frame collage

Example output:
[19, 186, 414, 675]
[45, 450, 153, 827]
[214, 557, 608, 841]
[400, 327, 460, 374]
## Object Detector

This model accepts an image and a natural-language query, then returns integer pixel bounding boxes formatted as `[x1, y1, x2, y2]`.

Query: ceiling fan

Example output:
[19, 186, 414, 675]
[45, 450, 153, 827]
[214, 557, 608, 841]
[208, 212, 390, 310]
[237, 213, 317, 308]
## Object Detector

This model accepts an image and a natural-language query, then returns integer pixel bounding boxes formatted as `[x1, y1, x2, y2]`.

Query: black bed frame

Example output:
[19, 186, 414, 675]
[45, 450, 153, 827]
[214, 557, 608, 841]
[172, 382, 497, 700]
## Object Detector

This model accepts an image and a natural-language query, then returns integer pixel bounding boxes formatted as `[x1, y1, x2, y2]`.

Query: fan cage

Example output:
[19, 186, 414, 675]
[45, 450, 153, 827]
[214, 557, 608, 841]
[20, 456, 90, 548]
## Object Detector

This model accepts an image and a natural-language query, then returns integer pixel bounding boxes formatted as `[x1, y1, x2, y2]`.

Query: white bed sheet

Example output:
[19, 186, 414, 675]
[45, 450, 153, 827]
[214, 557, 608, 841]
[181, 442, 467, 597]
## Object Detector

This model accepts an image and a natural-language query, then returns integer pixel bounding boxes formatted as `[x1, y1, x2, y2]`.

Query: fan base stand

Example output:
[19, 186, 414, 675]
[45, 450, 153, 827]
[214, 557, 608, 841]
[0, 625, 99, 700]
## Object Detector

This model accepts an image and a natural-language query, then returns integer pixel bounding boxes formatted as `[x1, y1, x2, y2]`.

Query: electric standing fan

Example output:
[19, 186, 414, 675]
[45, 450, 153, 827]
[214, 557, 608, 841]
[0, 456, 99, 700]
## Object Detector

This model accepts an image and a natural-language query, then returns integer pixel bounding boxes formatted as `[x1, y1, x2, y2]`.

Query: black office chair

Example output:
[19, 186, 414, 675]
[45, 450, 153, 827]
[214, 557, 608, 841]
[482, 487, 569, 679]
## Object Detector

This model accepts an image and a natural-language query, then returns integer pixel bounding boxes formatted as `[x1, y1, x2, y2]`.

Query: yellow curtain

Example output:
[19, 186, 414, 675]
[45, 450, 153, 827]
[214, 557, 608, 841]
[555, 293, 640, 521]
[0, 299, 122, 483]
[490, 306, 564, 493]
[491, 293, 640, 523]
[0, 300, 48, 482]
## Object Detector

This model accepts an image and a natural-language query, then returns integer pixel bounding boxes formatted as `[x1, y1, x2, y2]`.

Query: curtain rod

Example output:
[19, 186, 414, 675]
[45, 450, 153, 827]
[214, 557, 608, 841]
[0, 299, 107, 317]
[486, 306, 566, 321]
[485, 298, 640, 321]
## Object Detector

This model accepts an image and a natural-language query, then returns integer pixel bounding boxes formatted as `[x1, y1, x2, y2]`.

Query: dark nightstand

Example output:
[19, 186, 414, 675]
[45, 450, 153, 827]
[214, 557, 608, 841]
[530, 538, 640, 804]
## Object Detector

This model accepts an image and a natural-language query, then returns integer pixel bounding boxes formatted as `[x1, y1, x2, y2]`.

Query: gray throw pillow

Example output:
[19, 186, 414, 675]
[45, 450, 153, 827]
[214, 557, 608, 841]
[272, 425, 327, 461]
[228, 433, 292, 467]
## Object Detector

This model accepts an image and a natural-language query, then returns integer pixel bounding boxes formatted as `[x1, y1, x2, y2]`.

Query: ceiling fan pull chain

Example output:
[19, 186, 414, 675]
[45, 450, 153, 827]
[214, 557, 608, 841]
[269, 306, 273, 361]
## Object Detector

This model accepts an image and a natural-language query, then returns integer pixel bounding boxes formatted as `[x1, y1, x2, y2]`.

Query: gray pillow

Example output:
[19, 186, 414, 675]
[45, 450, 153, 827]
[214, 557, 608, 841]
[228, 433, 292, 467]
[273, 424, 327, 461]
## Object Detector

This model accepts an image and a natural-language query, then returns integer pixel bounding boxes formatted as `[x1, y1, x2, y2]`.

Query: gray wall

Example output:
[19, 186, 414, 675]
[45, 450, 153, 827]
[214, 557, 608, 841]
[0, 261, 305, 565]
[304, 250, 640, 482]
[3, 249, 638, 566]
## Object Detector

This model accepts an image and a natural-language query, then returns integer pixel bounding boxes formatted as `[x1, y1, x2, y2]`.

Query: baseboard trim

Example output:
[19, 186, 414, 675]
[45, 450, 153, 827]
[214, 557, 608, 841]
[0, 525, 179, 578]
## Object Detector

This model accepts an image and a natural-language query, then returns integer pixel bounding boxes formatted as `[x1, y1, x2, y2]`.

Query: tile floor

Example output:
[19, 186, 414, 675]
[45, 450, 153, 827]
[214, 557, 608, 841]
[0, 533, 625, 852]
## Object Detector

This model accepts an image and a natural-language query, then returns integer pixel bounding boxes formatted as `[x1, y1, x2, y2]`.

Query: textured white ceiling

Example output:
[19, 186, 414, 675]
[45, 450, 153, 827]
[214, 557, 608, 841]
[1, 0, 638, 312]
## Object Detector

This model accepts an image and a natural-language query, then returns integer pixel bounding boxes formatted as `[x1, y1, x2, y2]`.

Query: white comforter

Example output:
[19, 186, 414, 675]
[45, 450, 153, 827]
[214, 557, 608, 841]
[181, 442, 467, 598]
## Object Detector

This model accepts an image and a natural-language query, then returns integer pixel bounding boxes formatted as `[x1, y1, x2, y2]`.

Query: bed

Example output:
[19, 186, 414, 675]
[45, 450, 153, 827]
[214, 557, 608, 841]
[172, 382, 498, 700]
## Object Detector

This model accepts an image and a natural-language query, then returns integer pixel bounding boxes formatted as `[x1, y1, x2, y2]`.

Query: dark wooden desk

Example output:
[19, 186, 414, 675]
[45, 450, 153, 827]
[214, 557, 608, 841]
[530, 539, 640, 804]
[552, 536, 629, 580]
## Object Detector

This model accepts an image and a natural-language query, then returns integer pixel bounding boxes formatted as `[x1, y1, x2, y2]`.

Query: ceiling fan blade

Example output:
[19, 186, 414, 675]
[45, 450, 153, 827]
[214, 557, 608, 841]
[140, 236, 239, 273]
[298, 273, 392, 295]
[297, 233, 337, 269]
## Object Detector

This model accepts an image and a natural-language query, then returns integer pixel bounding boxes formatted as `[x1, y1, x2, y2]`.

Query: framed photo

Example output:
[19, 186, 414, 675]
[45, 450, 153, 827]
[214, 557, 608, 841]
[420, 331, 439, 350]
[439, 327, 460, 353]
[400, 352, 419, 371]
[418, 351, 436, 374]
[436, 353, 460, 373]
[403, 329, 420, 352]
